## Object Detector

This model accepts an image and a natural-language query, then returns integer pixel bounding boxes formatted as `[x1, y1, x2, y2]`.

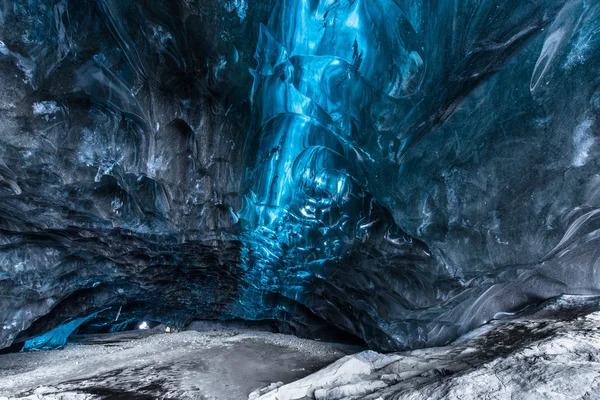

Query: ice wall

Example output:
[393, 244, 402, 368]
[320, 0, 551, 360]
[235, 0, 600, 350]
[0, 0, 262, 350]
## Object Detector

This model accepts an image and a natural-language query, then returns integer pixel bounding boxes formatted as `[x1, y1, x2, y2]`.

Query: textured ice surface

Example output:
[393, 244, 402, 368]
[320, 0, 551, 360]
[254, 295, 600, 400]
[1, 0, 600, 351]
[236, 0, 600, 351]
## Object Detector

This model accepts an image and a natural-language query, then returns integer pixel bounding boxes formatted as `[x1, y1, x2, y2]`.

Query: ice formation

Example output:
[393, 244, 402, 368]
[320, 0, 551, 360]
[0, 0, 600, 351]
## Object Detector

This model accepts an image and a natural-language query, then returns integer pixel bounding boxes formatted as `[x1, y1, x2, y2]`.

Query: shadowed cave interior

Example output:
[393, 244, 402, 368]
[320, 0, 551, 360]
[1, 0, 600, 367]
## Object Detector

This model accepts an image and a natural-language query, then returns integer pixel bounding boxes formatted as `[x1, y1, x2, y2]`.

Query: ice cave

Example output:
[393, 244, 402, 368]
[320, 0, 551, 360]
[1, 0, 600, 398]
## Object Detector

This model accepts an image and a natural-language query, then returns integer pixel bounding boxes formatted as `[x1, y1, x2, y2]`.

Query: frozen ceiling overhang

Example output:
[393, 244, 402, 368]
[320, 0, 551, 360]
[1, 0, 600, 352]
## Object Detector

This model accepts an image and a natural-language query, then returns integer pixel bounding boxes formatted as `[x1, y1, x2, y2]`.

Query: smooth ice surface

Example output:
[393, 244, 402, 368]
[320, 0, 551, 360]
[22, 315, 90, 352]
[1, 0, 600, 351]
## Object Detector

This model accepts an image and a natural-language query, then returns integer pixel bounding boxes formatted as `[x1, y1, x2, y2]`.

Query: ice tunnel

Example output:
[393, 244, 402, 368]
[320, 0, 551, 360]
[1, 0, 600, 353]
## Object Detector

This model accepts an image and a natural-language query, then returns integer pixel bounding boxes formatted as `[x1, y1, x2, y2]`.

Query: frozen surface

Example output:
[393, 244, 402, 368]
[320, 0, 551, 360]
[1, 0, 600, 352]
[237, 0, 600, 351]
[0, 327, 358, 399]
[254, 295, 600, 400]
[3, 295, 600, 400]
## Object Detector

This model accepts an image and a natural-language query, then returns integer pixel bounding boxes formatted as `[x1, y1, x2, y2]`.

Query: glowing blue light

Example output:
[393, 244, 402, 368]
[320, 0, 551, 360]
[233, 0, 424, 334]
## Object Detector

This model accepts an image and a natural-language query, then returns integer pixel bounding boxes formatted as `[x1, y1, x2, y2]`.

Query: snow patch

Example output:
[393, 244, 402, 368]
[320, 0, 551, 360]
[572, 119, 595, 167]
[32, 101, 61, 119]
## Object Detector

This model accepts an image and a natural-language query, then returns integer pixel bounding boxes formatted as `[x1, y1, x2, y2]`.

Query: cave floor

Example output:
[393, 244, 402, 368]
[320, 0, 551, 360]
[0, 326, 361, 400]
[254, 295, 600, 400]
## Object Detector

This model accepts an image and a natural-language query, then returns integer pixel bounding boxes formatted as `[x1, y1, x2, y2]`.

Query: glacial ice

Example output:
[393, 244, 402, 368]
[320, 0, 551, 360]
[0, 0, 600, 352]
